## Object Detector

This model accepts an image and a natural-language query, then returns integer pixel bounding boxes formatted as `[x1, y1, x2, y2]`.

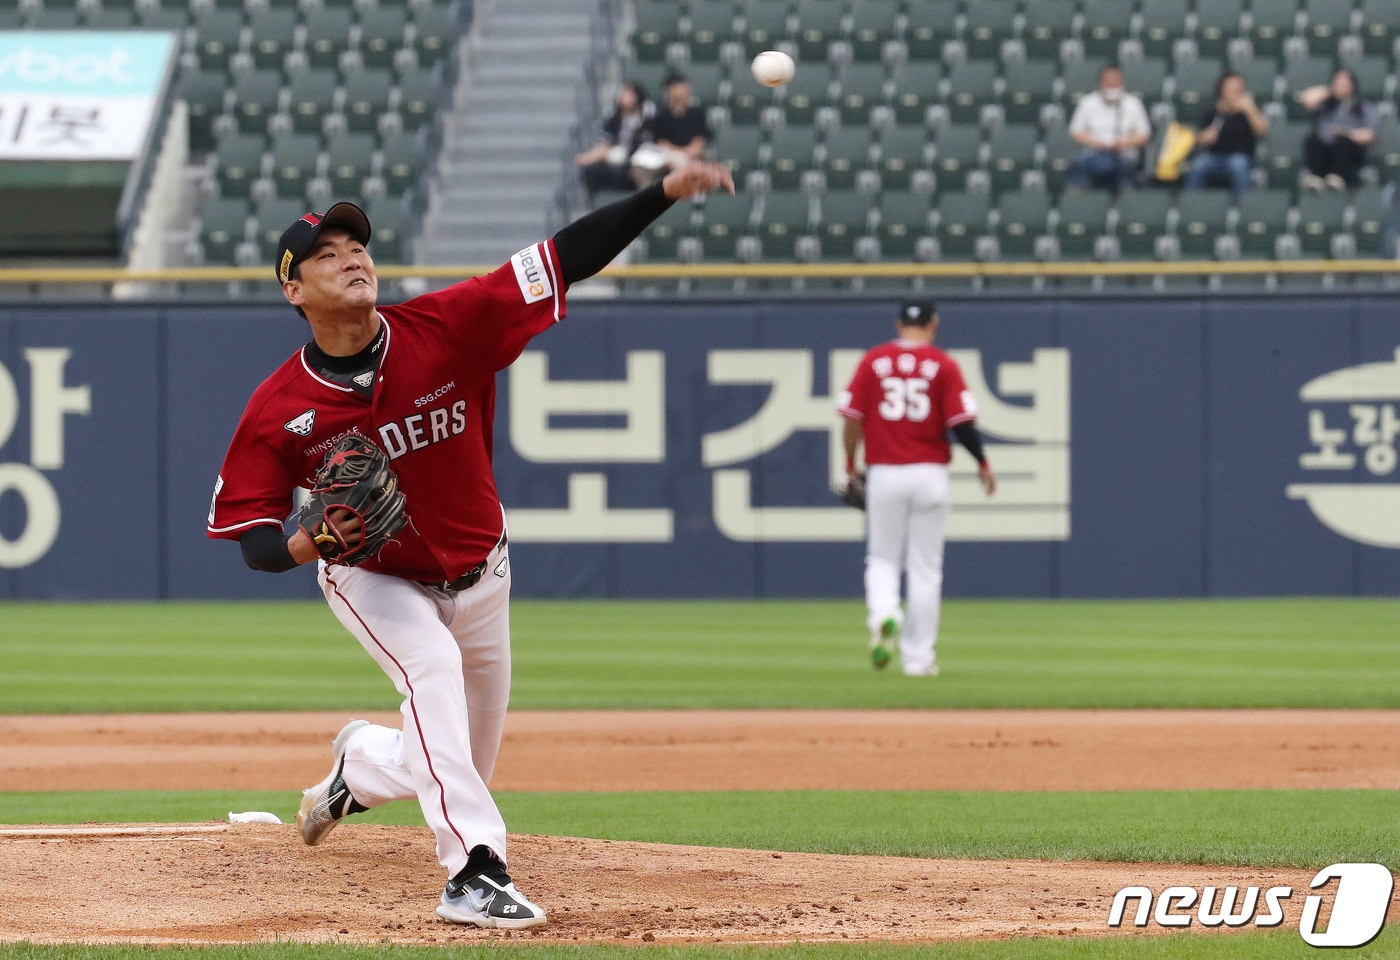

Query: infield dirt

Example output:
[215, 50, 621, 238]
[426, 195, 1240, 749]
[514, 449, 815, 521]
[0, 709, 1395, 945]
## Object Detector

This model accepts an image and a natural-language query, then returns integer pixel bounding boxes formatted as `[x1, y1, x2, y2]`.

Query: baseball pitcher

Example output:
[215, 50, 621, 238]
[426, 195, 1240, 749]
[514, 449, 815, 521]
[207, 163, 734, 927]
[836, 300, 996, 676]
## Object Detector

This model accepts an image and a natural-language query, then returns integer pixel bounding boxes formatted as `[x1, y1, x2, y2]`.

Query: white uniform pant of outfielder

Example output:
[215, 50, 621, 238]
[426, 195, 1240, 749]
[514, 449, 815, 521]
[317, 537, 513, 876]
[864, 463, 949, 676]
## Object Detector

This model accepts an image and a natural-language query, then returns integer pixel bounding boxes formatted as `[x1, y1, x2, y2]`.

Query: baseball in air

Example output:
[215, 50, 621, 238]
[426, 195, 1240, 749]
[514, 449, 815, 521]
[751, 50, 795, 87]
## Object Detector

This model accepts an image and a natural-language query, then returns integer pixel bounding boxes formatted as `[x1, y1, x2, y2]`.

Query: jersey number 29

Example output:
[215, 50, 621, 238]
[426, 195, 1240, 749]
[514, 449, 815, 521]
[878, 377, 931, 422]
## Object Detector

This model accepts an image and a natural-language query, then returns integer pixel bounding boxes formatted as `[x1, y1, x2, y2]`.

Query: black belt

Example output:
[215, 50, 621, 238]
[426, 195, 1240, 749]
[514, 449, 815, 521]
[420, 532, 508, 592]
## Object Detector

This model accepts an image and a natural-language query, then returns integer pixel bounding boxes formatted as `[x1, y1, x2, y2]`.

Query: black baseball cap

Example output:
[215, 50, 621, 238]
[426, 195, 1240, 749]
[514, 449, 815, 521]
[898, 299, 937, 326]
[276, 201, 372, 283]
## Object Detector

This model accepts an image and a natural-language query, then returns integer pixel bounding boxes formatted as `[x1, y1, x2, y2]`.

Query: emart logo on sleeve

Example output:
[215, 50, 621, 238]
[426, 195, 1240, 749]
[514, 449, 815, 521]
[510, 245, 553, 304]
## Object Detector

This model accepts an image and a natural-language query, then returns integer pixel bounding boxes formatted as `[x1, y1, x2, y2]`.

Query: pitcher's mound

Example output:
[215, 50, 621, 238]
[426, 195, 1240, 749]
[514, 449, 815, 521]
[0, 824, 1318, 945]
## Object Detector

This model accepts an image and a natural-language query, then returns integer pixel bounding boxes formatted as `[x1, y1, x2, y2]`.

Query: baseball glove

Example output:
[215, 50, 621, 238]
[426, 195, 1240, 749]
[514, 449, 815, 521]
[837, 471, 866, 511]
[294, 433, 407, 565]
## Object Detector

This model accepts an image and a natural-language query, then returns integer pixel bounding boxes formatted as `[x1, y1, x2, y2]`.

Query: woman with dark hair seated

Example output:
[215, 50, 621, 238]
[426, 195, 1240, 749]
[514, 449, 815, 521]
[1183, 72, 1269, 201]
[1297, 68, 1378, 190]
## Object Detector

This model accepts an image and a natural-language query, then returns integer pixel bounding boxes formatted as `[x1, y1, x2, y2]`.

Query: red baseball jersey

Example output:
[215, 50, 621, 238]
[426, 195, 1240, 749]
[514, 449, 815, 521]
[207, 240, 565, 581]
[837, 339, 978, 465]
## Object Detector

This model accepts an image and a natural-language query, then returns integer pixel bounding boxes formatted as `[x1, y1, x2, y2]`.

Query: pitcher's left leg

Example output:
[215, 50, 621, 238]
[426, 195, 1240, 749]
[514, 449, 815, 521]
[901, 464, 949, 676]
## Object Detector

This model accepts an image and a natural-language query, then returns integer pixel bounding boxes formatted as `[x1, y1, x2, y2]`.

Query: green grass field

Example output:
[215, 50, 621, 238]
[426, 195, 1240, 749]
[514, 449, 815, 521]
[0, 598, 1395, 959]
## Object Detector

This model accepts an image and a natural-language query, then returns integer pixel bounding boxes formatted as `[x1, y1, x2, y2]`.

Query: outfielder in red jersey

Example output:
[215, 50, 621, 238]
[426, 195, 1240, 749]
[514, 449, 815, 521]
[837, 300, 996, 676]
[208, 162, 734, 928]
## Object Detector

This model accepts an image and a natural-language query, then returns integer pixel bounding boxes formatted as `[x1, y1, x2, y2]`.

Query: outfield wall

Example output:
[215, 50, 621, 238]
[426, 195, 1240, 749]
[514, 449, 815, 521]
[1, 294, 1397, 600]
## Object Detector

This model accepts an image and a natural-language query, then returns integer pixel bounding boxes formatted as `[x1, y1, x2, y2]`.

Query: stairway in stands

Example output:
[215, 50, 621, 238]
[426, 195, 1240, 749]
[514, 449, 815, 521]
[419, 0, 606, 266]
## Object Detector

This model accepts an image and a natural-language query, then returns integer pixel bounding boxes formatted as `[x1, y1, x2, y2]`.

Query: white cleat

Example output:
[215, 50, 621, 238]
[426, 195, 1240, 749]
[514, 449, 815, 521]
[296, 718, 370, 846]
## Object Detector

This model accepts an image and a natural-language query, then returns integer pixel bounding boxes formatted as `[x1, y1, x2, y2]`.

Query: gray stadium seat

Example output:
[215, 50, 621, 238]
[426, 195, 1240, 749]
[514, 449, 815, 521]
[1172, 59, 1226, 123]
[767, 126, 819, 191]
[875, 125, 931, 190]
[716, 125, 765, 188]
[1247, 0, 1303, 61]
[249, 8, 298, 72]
[1113, 190, 1173, 259]
[1350, 185, 1387, 255]
[304, 9, 354, 71]
[1295, 192, 1348, 256]
[364, 198, 408, 263]
[814, 191, 874, 259]
[835, 63, 889, 126]
[1174, 190, 1233, 258]
[358, 7, 409, 71]
[779, 68, 836, 126]
[944, 60, 998, 125]
[891, 61, 943, 126]
[757, 191, 816, 261]
[687, 1, 739, 62]
[1284, 58, 1335, 120]
[986, 124, 1040, 194]
[993, 190, 1052, 259]
[638, 199, 696, 261]
[287, 70, 338, 136]
[270, 134, 321, 199]
[931, 124, 983, 190]
[849, 0, 900, 62]
[1120, 58, 1169, 106]
[178, 69, 230, 154]
[254, 198, 307, 260]
[818, 126, 874, 190]
[630, 1, 681, 62]
[698, 193, 755, 261]
[1138, 0, 1191, 60]
[396, 67, 441, 131]
[1305, 0, 1355, 50]
[934, 191, 991, 260]
[1193, 0, 1245, 60]
[1262, 121, 1310, 189]
[198, 196, 251, 264]
[1375, 116, 1400, 183]
[1082, 0, 1135, 60]
[344, 70, 395, 134]
[903, 0, 961, 61]
[1021, 0, 1076, 61]
[1054, 191, 1112, 260]
[1060, 59, 1109, 112]
[214, 133, 267, 199]
[411, 2, 466, 66]
[741, 3, 792, 59]
[379, 130, 423, 195]
[1002, 60, 1056, 125]
[1236, 188, 1293, 256]
[961, 0, 1018, 61]
[194, 9, 244, 73]
[325, 133, 377, 196]
[1359, 0, 1397, 57]
[875, 191, 933, 259]
[1042, 126, 1081, 193]
[794, 0, 847, 64]
[232, 70, 283, 136]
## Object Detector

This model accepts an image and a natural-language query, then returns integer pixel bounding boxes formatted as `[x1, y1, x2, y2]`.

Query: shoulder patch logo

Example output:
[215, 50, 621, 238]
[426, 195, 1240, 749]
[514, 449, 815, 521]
[510, 245, 553, 304]
[353, 371, 375, 387]
[285, 409, 316, 436]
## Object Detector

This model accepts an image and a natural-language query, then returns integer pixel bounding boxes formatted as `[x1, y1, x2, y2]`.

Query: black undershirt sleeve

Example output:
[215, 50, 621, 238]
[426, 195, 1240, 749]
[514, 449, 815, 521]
[951, 421, 988, 465]
[552, 181, 677, 287]
[240, 524, 299, 573]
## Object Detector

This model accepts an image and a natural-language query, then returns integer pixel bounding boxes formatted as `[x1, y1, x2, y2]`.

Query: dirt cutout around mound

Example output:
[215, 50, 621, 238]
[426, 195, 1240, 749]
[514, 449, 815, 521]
[0, 825, 1331, 945]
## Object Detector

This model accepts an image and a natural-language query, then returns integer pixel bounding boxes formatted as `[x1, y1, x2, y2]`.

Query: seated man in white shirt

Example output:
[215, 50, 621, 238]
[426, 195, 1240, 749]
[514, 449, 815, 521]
[1067, 65, 1152, 191]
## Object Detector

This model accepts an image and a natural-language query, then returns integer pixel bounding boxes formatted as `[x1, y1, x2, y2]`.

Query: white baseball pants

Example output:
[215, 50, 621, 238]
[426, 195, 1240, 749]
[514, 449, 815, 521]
[319, 537, 513, 877]
[864, 462, 949, 675]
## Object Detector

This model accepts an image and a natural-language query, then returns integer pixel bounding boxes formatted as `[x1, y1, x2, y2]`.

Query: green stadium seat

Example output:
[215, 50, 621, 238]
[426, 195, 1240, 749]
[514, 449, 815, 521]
[1042, 126, 1080, 193]
[1082, 0, 1135, 60]
[1350, 185, 1386, 255]
[232, 70, 283, 135]
[716, 125, 765, 188]
[1113, 190, 1173, 259]
[875, 190, 933, 259]
[903, 1, 960, 61]
[986, 124, 1039, 194]
[248, 8, 298, 72]
[814, 191, 874, 259]
[270, 134, 321, 198]
[875, 125, 930, 190]
[630, 1, 683, 62]
[1359, 0, 1397, 57]
[890, 61, 943, 126]
[84, 8, 135, 28]
[324, 133, 377, 197]
[767, 126, 819, 190]
[931, 124, 983, 190]
[30, 8, 79, 29]
[642, 199, 698, 261]
[757, 191, 816, 261]
[848, 0, 900, 62]
[379, 130, 423, 194]
[1172, 59, 1226, 123]
[1346, 55, 1389, 101]
[684, 63, 726, 107]
[698, 192, 755, 260]
[1054, 191, 1112, 260]
[193, 9, 244, 73]
[287, 69, 338, 136]
[1021, 0, 1076, 61]
[1193, 0, 1245, 60]
[944, 59, 998, 125]
[1121, 58, 1169, 106]
[214, 133, 267, 198]
[304, 9, 354, 71]
[396, 66, 441, 131]
[779, 68, 835, 126]
[1236, 188, 1292, 256]
[934, 191, 991, 261]
[1284, 58, 1337, 119]
[1002, 60, 1056, 125]
[1060, 59, 1109, 113]
[358, 6, 409, 71]
[411, 2, 465, 66]
[818, 126, 874, 190]
[1262, 121, 1310, 189]
[687, 1, 739, 62]
[728, 79, 779, 127]
[741, 3, 792, 58]
[1174, 190, 1233, 258]
[1295, 191, 1348, 255]
[961, 0, 1018, 60]
[835, 63, 889, 125]
[1304, 0, 1355, 50]
[1235, 58, 1280, 102]
[344, 70, 395, 134]
[178, 69, 230, 154]
[137, 3, 188, 30]
[1374, 116, 1400, 183]
[364, 198, 408, 263]
[1247, 0, 1303, 61]
[198, 196, 251, 264]
[1138, 0, 1190, 58]
[794, 0, 847, 64]
[254, 198, 307, 260]
[993, 190, 1052, 259]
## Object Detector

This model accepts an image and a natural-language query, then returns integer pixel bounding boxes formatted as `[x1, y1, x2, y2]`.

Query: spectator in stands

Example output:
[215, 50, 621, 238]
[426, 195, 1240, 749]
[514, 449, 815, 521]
[630, 71, 711, 188]
[1066, 65, 1152, 192]
[1183, 72, 1269, 201]
[1298, 68, 1377, 191]
[574, 81, 657, 197]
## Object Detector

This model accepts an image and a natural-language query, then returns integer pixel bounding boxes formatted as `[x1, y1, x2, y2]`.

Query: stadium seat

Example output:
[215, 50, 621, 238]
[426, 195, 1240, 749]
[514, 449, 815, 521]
[1021, 0, 1076, 61]
[931, 124, 983, 190]
[1002, 60, 1057, 125]
[1041, 126, 1081, 193]
[933, 191, 992, 260]
[304, 9, 355, 71]
[874, 191, 934, 259]
[1346, 55, 1389, 101]
[287, 70, 338, 136]
[642, 199, 699, 261]
[410, 2, 465, 66]
[248, 8, 298, 72]
[1284, 58, 1335, 120]
[1235, 58, 1281, 103]
[993, 190, 1052, 260]
[1193, 0, 1245, 60]
[1359, 0, 1397, 57]
[687, 1, 739, 62]
[1174, 190, 1233, 258]
[903, 1, 961, 61]
[254, 198, 307, 261]
[1113, 190, 1173, 259]
[396, 67, 441, 132]
[178, 69, 231, 154]
[944, 60, 998, 125]
[814, 191, 874, 259]
[757, 191, 817, 260]
[848, 0, 900, 62]
[344, 70, 395, 134]
[325, 133, 378, 196]
[1374, 116, 1400, 183]
[1054, 191, 1112, 260]
[198, 196, 251, 264]
[1060, 59, 1110, 113]
[794, 0, 847, 64]
[728, 80, 778, 127]
[818, 127, 874, 190]
[630, 0, 682, 62]
[379, 130, 423, 195]
[961, 0, 1018, 61]
[358, 6, 410, 71]
[741, 3, 792, 59]
[1236, 188, 1293, 256]
[1261, 121, 1310, 189]
[1138, 0, 1192, 59]
[875, 125, 931, 191]
[1304, 0, 1356, 50]
[716, 125, 766, 189]
[835, 63, 889, 126]
[890, 61, 943, 126]
[1082, 0, 1135, 60]
[779, 68, 836, 126]
[985, 124, 1040, 194]
[1172, 59, 1226, 123]
[1247, 0, 1302, 61]
[1295, 192, 1348, 256]
[1120, 58, 1169, 106]
[767, 126, 819, 190]
[1350, 185, 1387, 255]
[137, 3, 188, 31]
[364, 198, 408, 263]
[698, 192, 756, 261]
[232, 70, 284, 136]
[214, 133, 267, 199]
[270, 134, 321, 199]
[193, 9, 244, 73]
[84, 7, 135, 28]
